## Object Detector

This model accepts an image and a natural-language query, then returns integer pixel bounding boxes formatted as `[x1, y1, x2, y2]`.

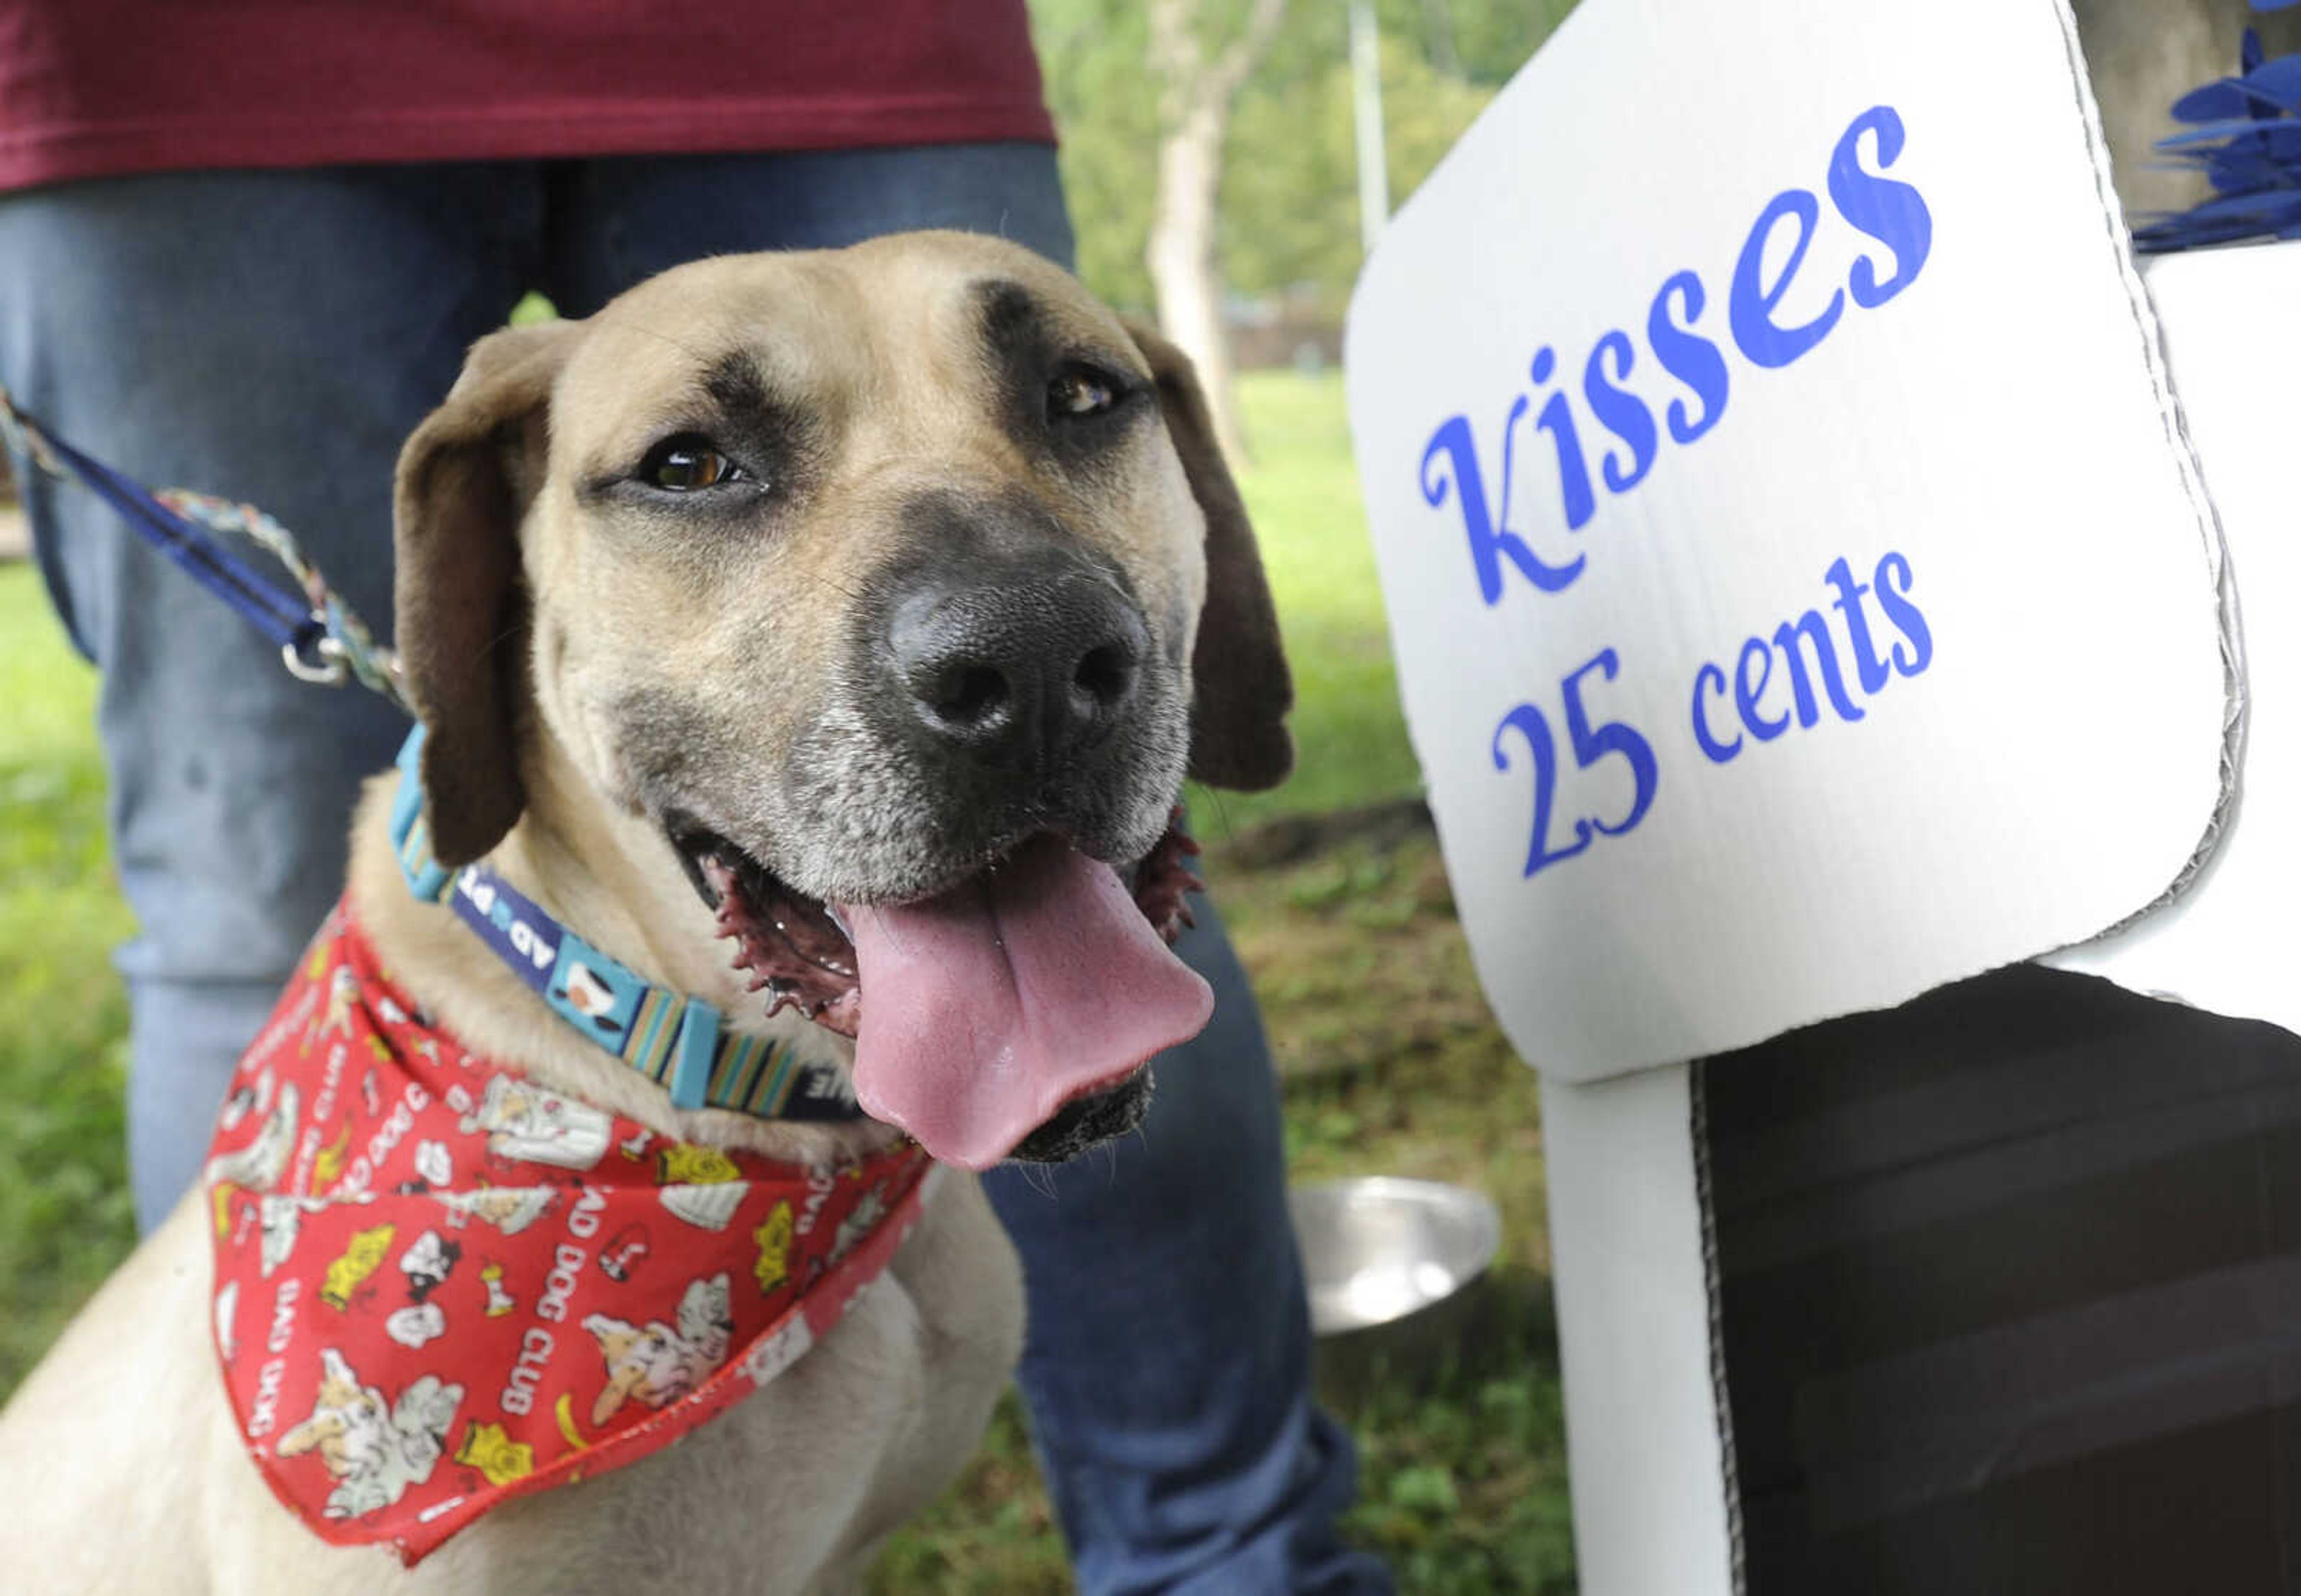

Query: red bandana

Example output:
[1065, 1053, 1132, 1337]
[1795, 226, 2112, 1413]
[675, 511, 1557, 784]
[204, 902, 933, 1565]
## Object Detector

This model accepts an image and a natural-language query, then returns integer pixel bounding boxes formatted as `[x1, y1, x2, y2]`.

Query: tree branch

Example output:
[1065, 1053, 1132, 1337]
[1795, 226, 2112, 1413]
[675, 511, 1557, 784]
[1146, 0, 1200, 126]
[1207, 0, 1290, 108]
[1150, 0, 1290, 125]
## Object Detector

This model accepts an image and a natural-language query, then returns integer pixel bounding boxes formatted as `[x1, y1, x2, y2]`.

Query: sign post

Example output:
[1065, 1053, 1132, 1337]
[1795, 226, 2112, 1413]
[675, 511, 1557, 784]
[1341, 2, 2282, 1589]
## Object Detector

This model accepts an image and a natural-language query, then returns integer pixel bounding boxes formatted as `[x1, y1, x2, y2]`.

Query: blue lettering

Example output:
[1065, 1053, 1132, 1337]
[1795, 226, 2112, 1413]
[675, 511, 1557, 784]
[1645, 271, 1729, 446]
[1828, 106, 1932, 309]
[1692, 663, 1741, 764]
[1420, 412, 1584, 604]
[1734, 638, 1786, 741]
[1493, 703, 1594, 878]
[1823, 556, 1891, 694]
[1689, 551, 1931, 773]
[1874, 551, 1932, 676]
[1771, 611, 1866, 727]
[1730, 188, 1846, 369]
[1529, 346, 1597, 531]
[1561, 649, 1659, 838]
[1421, 108, 1930, 609]
[1581, 331, 1657, 494]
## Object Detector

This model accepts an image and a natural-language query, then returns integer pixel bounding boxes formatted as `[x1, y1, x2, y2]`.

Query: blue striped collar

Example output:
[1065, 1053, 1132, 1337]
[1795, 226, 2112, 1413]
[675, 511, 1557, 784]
[388, 727, 862, 1122]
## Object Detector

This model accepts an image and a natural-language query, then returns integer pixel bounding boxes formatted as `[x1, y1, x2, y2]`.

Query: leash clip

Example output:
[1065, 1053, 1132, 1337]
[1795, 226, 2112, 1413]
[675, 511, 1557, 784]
[0, 384, 65, 479]
[281, 629, 349, 688]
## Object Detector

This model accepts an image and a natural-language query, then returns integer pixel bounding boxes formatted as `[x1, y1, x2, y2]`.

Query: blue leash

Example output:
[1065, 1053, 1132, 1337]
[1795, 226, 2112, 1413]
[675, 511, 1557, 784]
[0, 386, 407, 710]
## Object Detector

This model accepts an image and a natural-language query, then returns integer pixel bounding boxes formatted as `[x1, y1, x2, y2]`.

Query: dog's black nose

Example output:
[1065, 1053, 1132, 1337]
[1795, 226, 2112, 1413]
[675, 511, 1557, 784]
[887, 561, 1146, 768]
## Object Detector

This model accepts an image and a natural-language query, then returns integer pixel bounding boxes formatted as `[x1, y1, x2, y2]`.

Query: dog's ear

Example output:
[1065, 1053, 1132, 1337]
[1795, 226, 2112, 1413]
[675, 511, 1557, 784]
[394, 321, 574, 867]
[1125, 320, 1294, 791]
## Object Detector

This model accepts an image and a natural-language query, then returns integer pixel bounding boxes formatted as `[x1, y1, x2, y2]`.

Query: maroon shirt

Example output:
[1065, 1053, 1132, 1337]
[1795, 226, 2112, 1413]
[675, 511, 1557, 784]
[0, 1, 1054, 192]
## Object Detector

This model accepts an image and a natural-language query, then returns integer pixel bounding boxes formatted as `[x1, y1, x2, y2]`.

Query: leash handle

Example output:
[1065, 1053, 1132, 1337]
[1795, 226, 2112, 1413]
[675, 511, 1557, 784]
[0, 385, 410, 713]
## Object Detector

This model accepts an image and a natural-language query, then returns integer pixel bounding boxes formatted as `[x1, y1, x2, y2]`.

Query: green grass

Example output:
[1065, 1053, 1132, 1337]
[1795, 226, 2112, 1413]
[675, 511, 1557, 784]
[1225, 830, 1572, 1593]
[0, 570, 135, 1383]
[1192, 370, 1424, 839]
[0, 374, 1571, 1591]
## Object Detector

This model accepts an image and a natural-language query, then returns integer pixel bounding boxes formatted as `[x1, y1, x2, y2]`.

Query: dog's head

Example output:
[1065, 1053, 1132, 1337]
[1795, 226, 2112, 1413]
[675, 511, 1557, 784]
[394, 232, 1290, 1169]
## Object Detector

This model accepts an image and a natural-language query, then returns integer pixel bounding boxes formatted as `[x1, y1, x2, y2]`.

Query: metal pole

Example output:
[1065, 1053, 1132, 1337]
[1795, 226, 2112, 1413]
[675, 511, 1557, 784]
[1349, 0, 1390, 253]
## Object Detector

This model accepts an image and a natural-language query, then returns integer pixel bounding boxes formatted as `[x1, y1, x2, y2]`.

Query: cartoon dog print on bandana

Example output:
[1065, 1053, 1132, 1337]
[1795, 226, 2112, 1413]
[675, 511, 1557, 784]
[459, 1075, 612, 1169]
[274, 1347, 463, 1522]
[582, 1274, 733, 1425]
[429, 1183, 557, 1237]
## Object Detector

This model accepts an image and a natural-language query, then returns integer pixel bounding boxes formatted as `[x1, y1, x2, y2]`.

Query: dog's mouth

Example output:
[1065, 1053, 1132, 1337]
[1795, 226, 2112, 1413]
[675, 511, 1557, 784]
[671, 816, 1212, 1168]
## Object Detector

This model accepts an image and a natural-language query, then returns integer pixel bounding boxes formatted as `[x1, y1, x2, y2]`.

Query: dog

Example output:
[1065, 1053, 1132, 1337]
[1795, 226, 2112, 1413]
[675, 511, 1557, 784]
[0, 229, 1291, 1593]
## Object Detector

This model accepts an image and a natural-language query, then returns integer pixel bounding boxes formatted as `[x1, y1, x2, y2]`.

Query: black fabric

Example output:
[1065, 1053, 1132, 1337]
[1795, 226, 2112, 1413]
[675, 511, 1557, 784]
[1703, 963, 2301, 1595]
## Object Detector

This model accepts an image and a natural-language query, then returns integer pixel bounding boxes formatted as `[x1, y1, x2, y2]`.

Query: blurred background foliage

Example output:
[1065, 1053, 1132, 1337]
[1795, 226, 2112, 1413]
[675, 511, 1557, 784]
[1033, 0, 1578, 321]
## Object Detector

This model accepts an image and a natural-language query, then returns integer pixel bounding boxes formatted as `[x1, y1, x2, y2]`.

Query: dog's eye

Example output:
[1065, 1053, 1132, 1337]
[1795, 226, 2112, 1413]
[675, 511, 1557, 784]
[638, 434, 744, 491]
[1047, 368, 1119, 421]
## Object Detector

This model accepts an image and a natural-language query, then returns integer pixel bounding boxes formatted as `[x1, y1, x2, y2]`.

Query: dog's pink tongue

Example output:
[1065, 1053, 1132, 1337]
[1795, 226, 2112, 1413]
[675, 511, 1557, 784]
[838, 836, 1213, 1169]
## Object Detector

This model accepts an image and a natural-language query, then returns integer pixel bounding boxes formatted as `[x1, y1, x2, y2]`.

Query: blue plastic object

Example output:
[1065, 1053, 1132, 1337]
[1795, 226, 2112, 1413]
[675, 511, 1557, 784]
[2134, 20, 2301, 253]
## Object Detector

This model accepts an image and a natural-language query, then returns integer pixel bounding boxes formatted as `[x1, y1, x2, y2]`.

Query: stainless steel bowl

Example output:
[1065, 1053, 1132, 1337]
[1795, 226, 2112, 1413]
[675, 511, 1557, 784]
[1288, 1177, 1502, 1337]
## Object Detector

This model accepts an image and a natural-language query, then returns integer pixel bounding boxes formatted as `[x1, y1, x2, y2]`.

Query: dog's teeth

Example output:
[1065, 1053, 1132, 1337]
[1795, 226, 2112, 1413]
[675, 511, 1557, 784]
[824, 902, 853, 940]
[757, 979, 801, 1018]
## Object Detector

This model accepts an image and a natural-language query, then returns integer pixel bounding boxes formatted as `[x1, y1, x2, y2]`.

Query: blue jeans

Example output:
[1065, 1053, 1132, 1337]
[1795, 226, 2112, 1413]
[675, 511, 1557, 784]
[0, 150, 1386, 1595]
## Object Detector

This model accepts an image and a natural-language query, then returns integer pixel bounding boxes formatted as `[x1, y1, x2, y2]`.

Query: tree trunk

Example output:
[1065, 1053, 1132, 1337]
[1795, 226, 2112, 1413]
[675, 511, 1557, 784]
[1145, 0, 1288, 467]
[1148, 95, 1243, 462]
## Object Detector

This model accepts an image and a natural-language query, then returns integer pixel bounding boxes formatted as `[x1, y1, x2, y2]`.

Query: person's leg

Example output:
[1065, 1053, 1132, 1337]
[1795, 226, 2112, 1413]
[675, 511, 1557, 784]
[0, 165, 540, 1229]
[985, 899, 1383, 1595]
[548, 144, 1386, 1594]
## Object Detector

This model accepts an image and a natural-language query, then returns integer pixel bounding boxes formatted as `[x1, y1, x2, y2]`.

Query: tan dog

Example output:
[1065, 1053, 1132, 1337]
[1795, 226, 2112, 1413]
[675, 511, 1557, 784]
[0, 231, 1290, 1594]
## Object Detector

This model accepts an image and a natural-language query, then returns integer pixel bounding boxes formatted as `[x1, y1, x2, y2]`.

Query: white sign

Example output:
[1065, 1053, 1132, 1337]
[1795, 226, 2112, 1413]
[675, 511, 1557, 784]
[1345, 0, 2234, 1083]
[2048, 240, 2295, 1021]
